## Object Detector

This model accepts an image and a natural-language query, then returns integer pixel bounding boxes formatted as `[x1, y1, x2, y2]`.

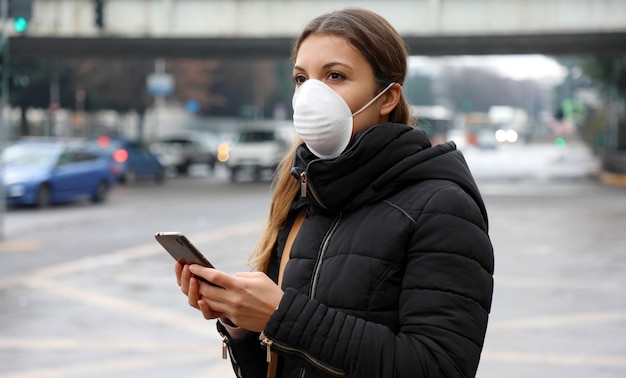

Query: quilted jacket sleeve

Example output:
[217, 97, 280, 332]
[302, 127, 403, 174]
[263, 184, 494, 377]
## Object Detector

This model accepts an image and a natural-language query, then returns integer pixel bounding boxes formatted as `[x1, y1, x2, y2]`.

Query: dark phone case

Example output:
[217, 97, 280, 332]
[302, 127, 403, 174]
[155, 232, 214, 267]
[155, 232, 222, 287]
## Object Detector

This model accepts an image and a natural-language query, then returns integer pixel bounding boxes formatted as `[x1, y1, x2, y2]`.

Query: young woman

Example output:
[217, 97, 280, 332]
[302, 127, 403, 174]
[176, 7, 494, 378]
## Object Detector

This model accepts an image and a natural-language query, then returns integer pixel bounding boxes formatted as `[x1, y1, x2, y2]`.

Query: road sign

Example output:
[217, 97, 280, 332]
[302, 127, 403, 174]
[147, 72, 174, 96]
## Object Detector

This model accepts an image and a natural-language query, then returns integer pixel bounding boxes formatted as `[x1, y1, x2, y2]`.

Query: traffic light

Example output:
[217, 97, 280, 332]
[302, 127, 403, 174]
[94, 0, 104, 29]
[8, 0, 33, 33]
[13, 17, 28, 33]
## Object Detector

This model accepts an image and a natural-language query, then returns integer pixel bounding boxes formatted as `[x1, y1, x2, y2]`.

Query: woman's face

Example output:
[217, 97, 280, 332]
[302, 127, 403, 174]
[293, 34, 389, 136]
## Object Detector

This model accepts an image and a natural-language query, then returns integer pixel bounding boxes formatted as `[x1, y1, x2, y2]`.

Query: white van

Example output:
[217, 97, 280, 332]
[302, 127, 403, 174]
[219, 126, 295, 182]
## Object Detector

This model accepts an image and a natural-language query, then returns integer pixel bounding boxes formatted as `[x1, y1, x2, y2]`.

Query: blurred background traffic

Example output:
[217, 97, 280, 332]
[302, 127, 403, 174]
[1, 1, 625, 377]
[1, 0, 625, 207]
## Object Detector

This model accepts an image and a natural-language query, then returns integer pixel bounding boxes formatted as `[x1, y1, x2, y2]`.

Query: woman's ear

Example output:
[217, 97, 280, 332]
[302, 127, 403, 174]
[379, 83, 402, 117]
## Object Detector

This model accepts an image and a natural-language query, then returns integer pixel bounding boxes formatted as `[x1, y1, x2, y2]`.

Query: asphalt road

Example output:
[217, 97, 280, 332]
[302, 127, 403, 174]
[1, 139, 624, 378]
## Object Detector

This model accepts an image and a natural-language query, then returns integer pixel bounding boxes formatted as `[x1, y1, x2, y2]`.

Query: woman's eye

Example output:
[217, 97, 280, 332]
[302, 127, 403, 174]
[294, 75, 306, 84]
[328, 72, 345, 80]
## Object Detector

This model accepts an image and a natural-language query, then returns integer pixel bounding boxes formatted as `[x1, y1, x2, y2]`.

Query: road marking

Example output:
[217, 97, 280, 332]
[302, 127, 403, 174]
[0, 240, 42, 253]
[36, 219, 264, 279]
[482, 350, 626, 368]
[0, 337, 212, 351]
[0, 220, 265, 343]
[0, 219, 264, 289]
[489, 311, 626, 331]
[24, 277, 218, 337]
[0, 352, 226, 378]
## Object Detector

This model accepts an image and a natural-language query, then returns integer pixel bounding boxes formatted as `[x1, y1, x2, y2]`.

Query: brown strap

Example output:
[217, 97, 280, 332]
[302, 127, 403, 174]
[277, 211, 305, 287]
[267, 211, 305, 378]
[266, 351, 279, 378]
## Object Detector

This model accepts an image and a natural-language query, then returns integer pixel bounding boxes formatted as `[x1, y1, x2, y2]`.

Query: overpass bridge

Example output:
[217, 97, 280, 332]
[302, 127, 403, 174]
[5, 0, 626, 59]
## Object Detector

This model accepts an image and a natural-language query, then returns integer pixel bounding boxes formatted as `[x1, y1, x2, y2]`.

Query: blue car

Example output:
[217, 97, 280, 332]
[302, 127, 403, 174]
[2, 140, 116, 207]
[86, 136, 165, 185]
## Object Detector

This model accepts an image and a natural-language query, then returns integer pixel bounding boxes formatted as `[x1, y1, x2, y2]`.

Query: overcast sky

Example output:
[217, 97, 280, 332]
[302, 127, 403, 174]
[409, 55, 568, 83]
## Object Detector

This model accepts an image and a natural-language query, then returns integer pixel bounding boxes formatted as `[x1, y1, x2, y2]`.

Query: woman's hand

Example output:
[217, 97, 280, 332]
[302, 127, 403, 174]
[187, 264, 284, 332]
[175, 262, 210, 312]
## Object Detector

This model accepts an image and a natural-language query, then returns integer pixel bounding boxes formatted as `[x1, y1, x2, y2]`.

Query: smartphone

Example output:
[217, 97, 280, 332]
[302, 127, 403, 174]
[155, 232, 220, 286]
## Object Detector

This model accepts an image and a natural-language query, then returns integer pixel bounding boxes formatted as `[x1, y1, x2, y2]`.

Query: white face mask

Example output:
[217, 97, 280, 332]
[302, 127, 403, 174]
[292, 80, 395, 159]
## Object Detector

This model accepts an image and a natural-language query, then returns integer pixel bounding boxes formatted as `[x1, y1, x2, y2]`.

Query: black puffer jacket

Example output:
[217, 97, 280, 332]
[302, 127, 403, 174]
[219, 123, 494, 378]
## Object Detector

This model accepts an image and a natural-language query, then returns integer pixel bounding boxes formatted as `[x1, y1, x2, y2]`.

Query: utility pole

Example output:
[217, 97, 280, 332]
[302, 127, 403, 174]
[0, 0, 9, 241]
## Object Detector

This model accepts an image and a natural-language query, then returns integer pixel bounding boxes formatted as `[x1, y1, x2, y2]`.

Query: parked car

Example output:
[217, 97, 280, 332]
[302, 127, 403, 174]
[476, 129, 499, 149]
[86, 135, 165, 185]
[218, 127, 295, 182]
[2, 140, 115, 207]
[151, 131, 219, 175]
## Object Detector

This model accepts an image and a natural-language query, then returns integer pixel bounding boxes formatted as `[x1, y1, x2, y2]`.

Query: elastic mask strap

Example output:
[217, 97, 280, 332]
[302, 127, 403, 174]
[352, 82, 396, 117]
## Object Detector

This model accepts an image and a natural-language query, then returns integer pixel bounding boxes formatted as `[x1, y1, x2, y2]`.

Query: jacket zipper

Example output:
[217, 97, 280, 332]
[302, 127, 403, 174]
[262, 337, 346, 377]
[299, 170, 327, 210]
[279, 169, 342, 376]
[219, 332, 244, 378]
[310, 214, 341, 299]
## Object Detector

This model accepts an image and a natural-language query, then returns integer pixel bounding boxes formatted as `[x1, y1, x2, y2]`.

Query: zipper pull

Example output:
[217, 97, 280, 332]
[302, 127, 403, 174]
[263, 337, 274, 362]
[300, 171, 308, 198]
[221, 335, 228, 360]
[264, 336, 279, 378]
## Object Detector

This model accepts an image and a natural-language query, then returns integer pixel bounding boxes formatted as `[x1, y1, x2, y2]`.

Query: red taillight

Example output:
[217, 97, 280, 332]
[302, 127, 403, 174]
[113, 149, 128, 163]
[97, 135, 111, 147]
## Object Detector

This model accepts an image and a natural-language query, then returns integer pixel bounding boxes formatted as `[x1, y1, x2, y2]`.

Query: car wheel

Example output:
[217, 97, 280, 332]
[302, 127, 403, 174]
[230, 167, 239, 182]
[36, 184, 52, 208]
[155, 169, 166, 184]
[208, 158, 216, 172]
[91, 181, 109, 203]
[252, 167, 262, 181]
[176, 163, 189, 175]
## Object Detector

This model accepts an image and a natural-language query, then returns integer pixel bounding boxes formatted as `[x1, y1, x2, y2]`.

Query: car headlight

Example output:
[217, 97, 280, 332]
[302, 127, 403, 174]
[495, 129, 507, 143]
[506, 130, 519, 143]
[6, 184, 26, 197]
[217, 143, 230, 162]
[3, 173, 28, 186]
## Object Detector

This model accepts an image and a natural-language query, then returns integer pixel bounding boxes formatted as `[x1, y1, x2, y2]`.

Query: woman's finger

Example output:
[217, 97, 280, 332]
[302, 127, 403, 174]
[174, 262, 183, 286]
[198, 300, 222, 320]
[179, 264, 193, 295]
[188, 265, 235, 290]
[187, 277, 201, 310]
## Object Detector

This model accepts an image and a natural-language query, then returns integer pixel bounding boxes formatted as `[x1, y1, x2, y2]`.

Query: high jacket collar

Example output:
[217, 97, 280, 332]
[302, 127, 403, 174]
[291, 123, 426, 211]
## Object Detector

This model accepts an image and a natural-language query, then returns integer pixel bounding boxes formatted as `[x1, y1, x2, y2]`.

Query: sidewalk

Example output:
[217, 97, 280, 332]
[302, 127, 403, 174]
[462, 137, 601, 183]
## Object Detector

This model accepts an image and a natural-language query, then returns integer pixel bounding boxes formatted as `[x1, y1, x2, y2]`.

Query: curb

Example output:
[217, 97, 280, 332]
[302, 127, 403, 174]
[600, 151, 626, 188]
[599, 171, 626, 187]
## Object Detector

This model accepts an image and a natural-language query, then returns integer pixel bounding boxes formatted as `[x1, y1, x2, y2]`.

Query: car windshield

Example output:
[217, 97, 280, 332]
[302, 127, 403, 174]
[238, 131, 275, 143]
[160, 139, 192, 145]
[2, 144, 59, 168]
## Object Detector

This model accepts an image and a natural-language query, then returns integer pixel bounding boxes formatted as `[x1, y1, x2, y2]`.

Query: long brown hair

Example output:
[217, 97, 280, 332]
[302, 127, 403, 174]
[248, 8, 410, 272]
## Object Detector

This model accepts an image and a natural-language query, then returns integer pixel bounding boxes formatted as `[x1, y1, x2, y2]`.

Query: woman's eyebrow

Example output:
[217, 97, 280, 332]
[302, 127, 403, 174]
[323, 62, 352, 70]
[293, 62, 353, 71]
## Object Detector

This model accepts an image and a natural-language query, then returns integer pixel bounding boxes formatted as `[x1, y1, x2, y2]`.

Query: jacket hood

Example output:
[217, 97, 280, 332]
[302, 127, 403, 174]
[292, 123, 487, 224]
